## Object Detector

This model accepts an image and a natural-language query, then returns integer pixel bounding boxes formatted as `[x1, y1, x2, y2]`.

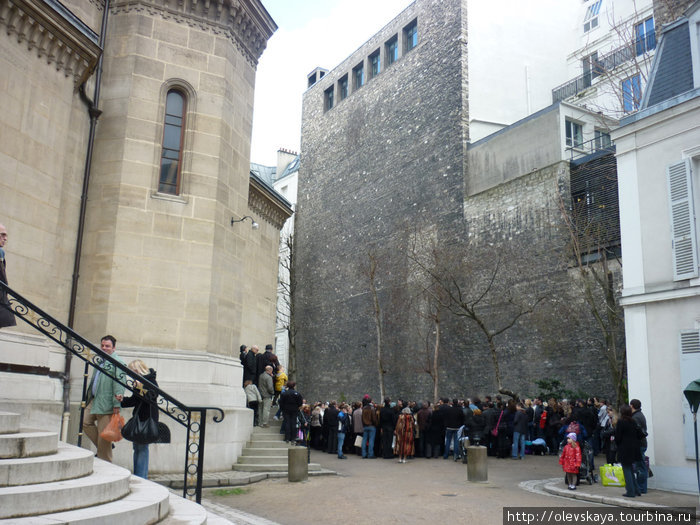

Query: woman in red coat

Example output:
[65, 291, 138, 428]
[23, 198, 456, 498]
[559, 432, 582, 490]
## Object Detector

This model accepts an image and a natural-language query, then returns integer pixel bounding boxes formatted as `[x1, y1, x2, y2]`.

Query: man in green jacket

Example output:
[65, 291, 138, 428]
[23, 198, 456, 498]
[83, 335, 126, 462]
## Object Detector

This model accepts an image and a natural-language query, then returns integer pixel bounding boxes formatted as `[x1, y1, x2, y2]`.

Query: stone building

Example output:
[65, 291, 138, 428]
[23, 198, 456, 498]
[295, 0, 623, 402]
[0, 0, 289, 474]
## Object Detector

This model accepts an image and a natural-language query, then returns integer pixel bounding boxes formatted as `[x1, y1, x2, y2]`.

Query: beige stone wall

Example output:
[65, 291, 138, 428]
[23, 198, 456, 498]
[74, 6, 275, 356]
[0, 18, 92, 331]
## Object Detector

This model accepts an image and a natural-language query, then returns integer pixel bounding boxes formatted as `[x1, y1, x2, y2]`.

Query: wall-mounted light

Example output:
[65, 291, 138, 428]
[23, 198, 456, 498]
[231, 216, 259, 229]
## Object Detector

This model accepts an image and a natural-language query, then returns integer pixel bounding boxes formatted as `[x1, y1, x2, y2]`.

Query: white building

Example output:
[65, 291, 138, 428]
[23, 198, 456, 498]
[554, 0, 657, 119]
[612, 1, 700, 493]
[251, 150, 299, 369]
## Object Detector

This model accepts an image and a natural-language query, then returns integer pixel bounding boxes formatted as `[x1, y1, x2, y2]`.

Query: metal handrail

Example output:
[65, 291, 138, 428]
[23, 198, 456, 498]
[0, 281, 223, 503]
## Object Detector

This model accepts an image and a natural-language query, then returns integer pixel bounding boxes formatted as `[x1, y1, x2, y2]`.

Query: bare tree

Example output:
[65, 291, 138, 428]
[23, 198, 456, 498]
[410, 285, 444, 404]
[278, 232, 297, 379]
[559, 188, 627, 403]
[409, 237, 546, 399]
[364, 250, 386, 400]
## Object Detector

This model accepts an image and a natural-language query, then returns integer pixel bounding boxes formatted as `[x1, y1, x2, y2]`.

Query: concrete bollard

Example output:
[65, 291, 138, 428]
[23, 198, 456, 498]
[467, 446, 488, 482]
[288, 446, 308, 482]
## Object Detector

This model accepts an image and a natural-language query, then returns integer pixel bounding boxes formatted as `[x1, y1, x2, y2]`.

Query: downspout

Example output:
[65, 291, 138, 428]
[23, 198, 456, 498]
[60, 0, 110, 442]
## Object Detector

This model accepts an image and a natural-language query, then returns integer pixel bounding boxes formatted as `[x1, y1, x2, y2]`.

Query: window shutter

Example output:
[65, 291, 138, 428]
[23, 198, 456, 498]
[667, 160, 698, 280]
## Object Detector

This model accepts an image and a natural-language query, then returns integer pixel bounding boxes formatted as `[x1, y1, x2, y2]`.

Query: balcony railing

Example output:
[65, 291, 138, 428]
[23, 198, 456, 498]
[552, 37, 654, 103]
[566, 136, 616, 163]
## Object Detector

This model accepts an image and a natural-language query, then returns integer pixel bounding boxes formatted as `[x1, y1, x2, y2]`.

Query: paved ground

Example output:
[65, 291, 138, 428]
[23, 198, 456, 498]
[192, 450, 699, 525]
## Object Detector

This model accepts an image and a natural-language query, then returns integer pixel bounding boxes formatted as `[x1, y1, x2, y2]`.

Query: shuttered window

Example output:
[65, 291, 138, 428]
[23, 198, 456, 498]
[667, 160, 698, 280]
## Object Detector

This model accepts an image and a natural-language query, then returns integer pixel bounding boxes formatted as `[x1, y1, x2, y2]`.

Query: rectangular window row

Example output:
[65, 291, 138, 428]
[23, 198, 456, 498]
[324, 18, 418, 112]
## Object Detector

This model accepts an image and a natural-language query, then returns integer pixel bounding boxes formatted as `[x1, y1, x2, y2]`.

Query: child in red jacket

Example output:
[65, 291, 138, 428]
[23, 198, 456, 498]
[559, 432, 582, 490]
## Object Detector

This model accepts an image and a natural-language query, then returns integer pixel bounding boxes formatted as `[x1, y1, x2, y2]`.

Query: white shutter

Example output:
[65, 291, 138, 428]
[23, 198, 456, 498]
[667, 160, 699, 280]
[680, 330, 700, 459]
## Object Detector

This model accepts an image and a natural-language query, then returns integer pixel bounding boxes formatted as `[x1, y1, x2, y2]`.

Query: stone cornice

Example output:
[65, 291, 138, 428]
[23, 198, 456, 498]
[110, 0, 276, 67]
[249, 177, 293, 230]
[0, 0, 102, 86]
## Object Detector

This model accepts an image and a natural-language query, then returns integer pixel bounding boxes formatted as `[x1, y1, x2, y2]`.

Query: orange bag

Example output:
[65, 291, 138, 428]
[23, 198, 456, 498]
[99, 413, 125, 442]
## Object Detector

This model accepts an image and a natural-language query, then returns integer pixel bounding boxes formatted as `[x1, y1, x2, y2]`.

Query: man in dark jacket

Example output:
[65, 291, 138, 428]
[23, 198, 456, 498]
[379, 397, 396, 459]
[361, 397, 379, 458]
[443, 398, 464, 460]
[325, 401, 340, 454]
[512, 402, 529, 459]
[279, 381, 303, 443]
[630, 398, 648, 493]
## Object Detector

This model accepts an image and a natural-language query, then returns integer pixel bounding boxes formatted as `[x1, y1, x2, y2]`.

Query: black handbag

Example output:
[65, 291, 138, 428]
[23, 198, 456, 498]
[122, 402, 159, 444]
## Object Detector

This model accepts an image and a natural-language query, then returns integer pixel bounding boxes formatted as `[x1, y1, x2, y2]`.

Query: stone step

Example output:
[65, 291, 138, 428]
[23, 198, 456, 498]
[238, 455, 289, 465]
[160, 491, 208, 525]
[3, 474, 171, 524]
[0, 412, 20, 435]
[232, 461, 321, 473]
[0, 442, 94, 486]
[246, 439, 290, 449]
[241, 447, 293, 457]
[0, 458, 131, 519]
[0, 430, 58, 459]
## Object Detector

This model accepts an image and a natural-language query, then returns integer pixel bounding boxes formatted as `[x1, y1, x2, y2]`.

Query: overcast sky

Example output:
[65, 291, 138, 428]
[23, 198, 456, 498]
[250, 0, 414, 166]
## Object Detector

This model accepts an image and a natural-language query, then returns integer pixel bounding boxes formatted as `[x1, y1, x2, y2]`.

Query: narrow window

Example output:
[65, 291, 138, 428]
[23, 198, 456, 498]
[353, 63, 364, 90]
[324, 85, 334, 111]
[385, 35, 398, 66]
[622, 74, 641, 113]
[369, 50, 381, 80]
[159, 89, 186, 195]
[565, 119, 583, 148]
[582, 52, 599, 88]
[583, 0, 601, 32]
[404, 19, 418, 53]
[338, 75, 349, 101]
[635, 17, 656, 55]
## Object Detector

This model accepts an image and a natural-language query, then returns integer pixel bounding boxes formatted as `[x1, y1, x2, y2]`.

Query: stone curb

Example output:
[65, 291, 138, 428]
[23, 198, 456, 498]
[152, 468, 337, 489]
[542, 481, 700, 518]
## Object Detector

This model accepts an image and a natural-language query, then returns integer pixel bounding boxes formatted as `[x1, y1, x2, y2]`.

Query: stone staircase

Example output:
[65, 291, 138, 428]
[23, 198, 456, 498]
[0, 410, 212, 524]
[232, 419, 321, 473]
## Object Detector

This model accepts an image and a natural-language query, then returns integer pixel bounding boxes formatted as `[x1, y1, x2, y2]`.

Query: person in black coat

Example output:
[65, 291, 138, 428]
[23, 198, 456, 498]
[380, 398, 397, 459]
[615, 404, 643, 498]
[325, 401, 340, 453]
[120, 360, 159, 479]
[279, 381, 303, 443]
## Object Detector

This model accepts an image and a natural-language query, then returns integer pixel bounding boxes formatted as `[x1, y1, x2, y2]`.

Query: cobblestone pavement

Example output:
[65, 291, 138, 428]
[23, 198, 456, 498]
[200, 450, 699, 525]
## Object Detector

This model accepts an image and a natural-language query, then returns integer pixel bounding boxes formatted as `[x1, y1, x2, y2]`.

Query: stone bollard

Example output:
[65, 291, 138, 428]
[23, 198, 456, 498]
[467, 446, 488, 482]
[288, 446, 308, 482]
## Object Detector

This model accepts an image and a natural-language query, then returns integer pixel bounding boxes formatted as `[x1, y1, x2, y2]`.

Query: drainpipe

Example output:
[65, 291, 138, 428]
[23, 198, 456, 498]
[61, 0, 110, 442]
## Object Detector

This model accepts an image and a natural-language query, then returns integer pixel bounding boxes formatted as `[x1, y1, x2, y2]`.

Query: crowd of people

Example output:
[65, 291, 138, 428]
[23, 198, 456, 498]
[239, 363, 651, 498]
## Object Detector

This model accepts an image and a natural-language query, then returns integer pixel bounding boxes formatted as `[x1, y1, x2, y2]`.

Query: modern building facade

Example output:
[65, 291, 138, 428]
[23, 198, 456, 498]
[0, 0, 286, 474]
[612, 1, 700, 493]
[553, 0, 657, 119]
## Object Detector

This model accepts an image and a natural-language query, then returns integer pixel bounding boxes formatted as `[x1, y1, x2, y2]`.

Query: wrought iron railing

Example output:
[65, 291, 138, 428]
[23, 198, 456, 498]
[552, 38, 654, 103]
[0, 281, 223, 503]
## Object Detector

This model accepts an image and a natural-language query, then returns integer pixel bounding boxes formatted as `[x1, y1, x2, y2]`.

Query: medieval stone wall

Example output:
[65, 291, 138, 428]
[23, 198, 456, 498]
[295, 0, 620, 404]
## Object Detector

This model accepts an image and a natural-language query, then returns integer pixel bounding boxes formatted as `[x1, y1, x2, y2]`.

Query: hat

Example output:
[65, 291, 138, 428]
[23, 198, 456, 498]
[401, 407, 412, 414]
[567, 432, 577, 441]
[265, 344, 273, 350]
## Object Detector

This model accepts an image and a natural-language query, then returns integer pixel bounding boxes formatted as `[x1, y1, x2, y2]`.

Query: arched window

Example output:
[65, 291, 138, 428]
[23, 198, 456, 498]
[159, 89, 186, 194]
